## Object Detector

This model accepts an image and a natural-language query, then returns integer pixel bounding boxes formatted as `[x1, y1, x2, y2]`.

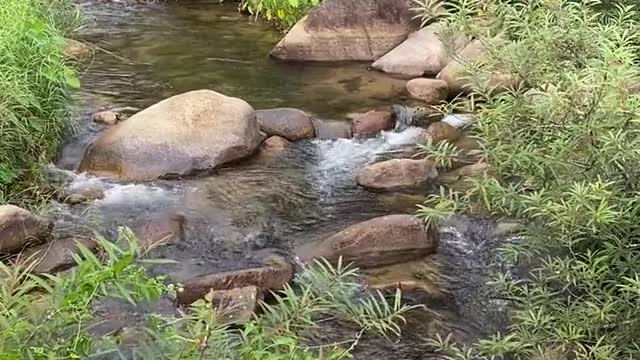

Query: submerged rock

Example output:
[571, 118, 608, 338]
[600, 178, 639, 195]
[0, 205, 52, 254]
[270, 0, 417, 61]
[79, 90, 264, 180]
[177, 261, 293, 305]
[17, 237, 98, 274]
[256, 108, 315, 141]
[356, 159, 438, 191]
[92, 110, 120, 126]
[372, 23, 468, 78]
[406, 78, 449, 104]
[351, 110, 394, 137]
[297, 214, 437, 268]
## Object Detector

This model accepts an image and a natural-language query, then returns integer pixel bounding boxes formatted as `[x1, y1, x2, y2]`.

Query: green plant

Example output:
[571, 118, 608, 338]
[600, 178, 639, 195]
[239, 0, 321, 31]
[415, 0, 640, 358]
[2, 228, 419, 359]
[416, 139, 463, 169]
[0, 0, 80, 208]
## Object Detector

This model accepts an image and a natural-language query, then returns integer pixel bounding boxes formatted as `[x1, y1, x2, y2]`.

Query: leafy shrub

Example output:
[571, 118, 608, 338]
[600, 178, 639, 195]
[1, 227, 418, 359]
[415, 0, 640, 358]
[0, 0, 80, 207]
[239, 0, 321, 31]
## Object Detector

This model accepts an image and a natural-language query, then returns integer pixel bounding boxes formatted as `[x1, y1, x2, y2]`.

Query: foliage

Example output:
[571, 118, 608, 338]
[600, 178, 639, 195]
[414, 0, 640, 358]
[416, 139, 463, 169]
[1, 228, 418, 359]
[239, 0, 321, 31]
[0, 227, 165, 359]
[0, 0, 80, 208]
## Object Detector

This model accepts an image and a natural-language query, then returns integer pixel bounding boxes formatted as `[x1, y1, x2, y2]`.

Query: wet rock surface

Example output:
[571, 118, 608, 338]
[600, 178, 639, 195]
[297, 214, 437, 268]
[176, 261, 293, 305]
[17, 237, 98, 274]
[0, 205, 52, 254]
[256, 108, 315, 141]
[351, 110, 394, 137]
[356, 158, 438, 191]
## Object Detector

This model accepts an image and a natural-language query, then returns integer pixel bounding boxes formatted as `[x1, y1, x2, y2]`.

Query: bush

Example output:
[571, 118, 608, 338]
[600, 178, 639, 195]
[415, 0, 640, 358]
[239, 0, 321, 31]
[0, 0, 79, 207]
[1, 227, 418, 359]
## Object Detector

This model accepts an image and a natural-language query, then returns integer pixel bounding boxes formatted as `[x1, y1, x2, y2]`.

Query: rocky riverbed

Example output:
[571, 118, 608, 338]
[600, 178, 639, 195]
[0, 0, 519, 357]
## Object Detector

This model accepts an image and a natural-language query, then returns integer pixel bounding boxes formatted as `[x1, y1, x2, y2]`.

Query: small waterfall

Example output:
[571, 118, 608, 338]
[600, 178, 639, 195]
[311, 127, 424, 194]
[392, 104, 416, 132]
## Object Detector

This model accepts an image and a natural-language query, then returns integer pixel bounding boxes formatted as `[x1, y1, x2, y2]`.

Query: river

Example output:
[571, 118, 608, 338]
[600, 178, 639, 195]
[50, 0, 513, 358]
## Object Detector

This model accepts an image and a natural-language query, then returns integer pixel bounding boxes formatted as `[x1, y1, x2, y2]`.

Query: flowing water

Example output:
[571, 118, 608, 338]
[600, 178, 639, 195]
[50, 0, 514, 357]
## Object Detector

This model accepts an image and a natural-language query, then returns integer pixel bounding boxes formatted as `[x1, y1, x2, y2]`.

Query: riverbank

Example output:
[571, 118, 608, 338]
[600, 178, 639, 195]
[0, 0, 79, 208]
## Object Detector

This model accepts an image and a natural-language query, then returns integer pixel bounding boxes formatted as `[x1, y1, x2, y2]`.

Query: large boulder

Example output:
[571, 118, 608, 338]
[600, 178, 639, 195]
[351, 110, 394, 137]
[0, 205, 52, 254]
[356, 159, 438, 191]
[256, 108, 315, 141]
[79, 90, 264, 180]
[437, 39, 518, 95]
[297, 214, 436, 268]
[406, 78, 449, 104]
[270, 0, 417, 61]
[177, 262, 293, 304]
[372, 23, 468, 78]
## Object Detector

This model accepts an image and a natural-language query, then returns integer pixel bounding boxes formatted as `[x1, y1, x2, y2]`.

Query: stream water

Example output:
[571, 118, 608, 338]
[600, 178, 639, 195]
[49, 0, 513, 357]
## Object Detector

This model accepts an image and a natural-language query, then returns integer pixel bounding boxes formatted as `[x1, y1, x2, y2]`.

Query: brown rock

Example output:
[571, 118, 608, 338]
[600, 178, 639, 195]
[255, 136, 290, 161]
[351, 111, 394, 137]
[256, 108, 315, 141]
[78, 90, 264, 181]
[207, 286, 262, 324]
[297, 214, 437, 268]
[177, 262, 293, 305]
[92, 111, 119, 126]
[406, 78, 449, 104]
[0, 205, 52, 254]
[270, 0, 417, 61]
[17, 237, 98, 274]
[63, 39, 92, 61]
[437, 39, 519, 95]
[356, 159, 438, 191]
[438, 161, 494, 191]
[372, 23, 469, 78]
[419, 121, 462, 144]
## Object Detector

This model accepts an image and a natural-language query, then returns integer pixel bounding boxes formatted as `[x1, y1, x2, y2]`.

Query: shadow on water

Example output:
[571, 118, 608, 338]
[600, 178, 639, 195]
[49, 0, 515, 358]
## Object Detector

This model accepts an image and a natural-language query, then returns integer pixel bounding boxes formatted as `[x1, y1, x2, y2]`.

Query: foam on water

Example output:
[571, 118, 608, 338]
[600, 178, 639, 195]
[98, 184, 173, 207]
[311, 127, 424, 194]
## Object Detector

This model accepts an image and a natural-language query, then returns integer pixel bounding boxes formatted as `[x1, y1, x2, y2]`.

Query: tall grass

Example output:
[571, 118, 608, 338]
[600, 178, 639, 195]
[0, 0, 80, 208]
